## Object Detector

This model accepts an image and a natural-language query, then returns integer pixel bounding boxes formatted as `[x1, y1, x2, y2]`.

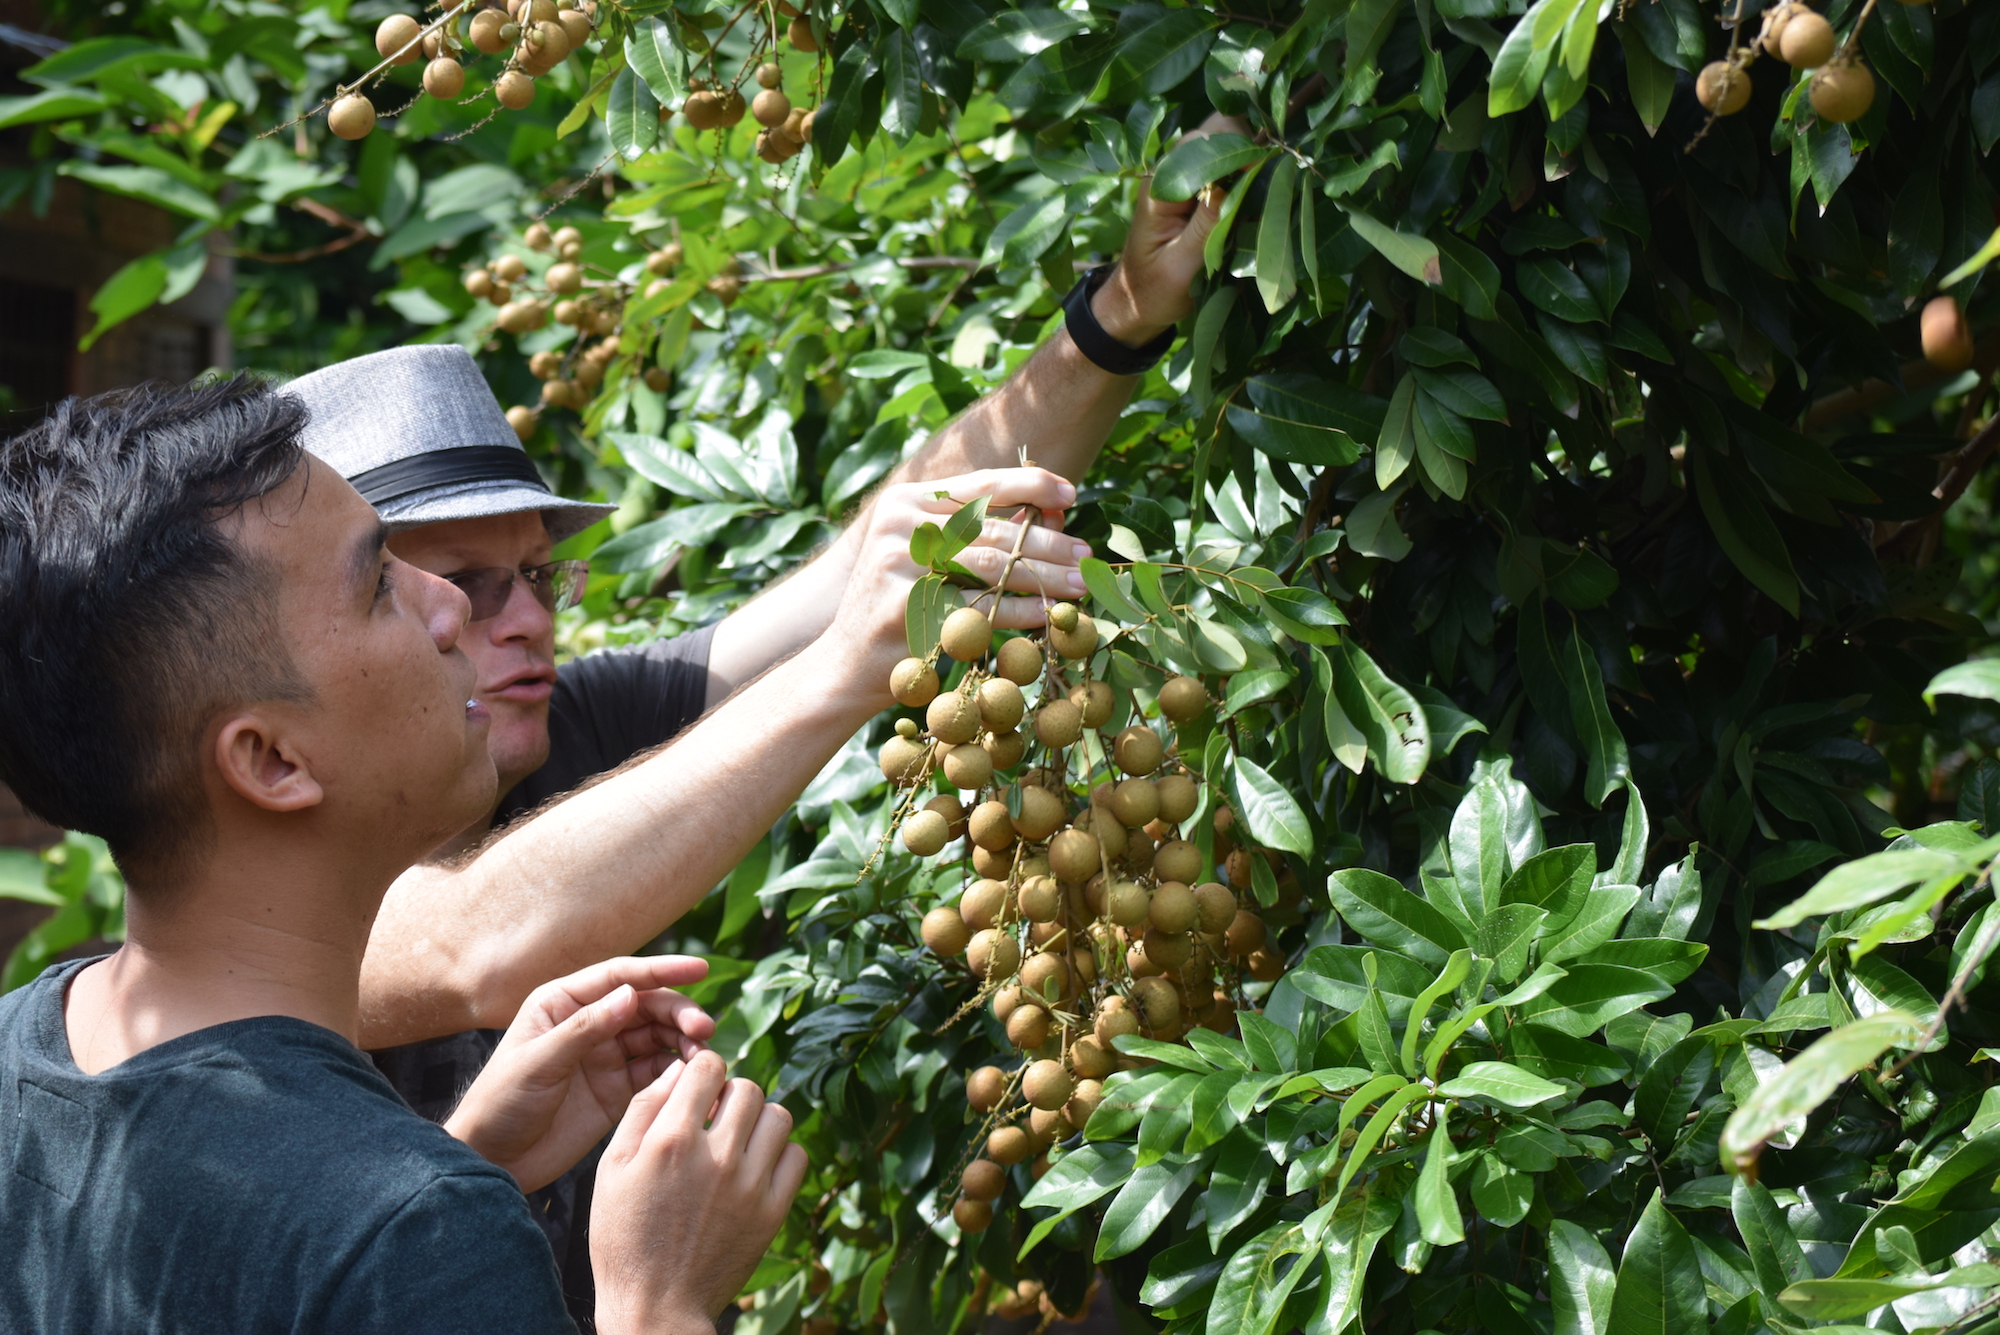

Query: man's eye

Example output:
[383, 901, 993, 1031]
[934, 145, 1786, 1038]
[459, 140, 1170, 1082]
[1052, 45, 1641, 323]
[375, 565, 394, 603]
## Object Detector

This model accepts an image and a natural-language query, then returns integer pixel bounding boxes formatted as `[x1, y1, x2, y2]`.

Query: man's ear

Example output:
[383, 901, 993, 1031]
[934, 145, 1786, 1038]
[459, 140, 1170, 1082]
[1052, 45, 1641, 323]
[213, 713, 325, 813]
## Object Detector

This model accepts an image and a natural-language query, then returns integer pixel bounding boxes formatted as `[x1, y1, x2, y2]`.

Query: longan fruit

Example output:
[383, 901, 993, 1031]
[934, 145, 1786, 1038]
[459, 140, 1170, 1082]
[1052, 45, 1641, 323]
[1069, 681, 1113, 729]
[1029, 1105, 1073, 1141]
[1069, 943, 1097, 986]
[495, 70, 537, 108]
[1144, 929, 1193, 970]
[953, 1197, 993, 1233]
[465, 269, 495, 298]
[708, 273, 741, 306]
[493, 254, 528, 283]
[984, 729, 1026, 771]
[959, 878, 1008, 931]
[1122, 829, 1156, 877]
[527, 350, 561, 379]
[977, 678, 1026, 732]
[1066, 1078, 1104, 1128]
[682, 90, 724, 128]
[471, 7, 510, 52]
[1034, 699, 1083, 749]
[969, 800, 1016, 852]
[1696, 61, 1751, 115]
[940, 607, 993, 662]
[552, 225, 583, 249]
[1113, 725, 1164, 776]
[1132, 976, 1180, 1032]
[1778, 10, 1835, 67]
[751, 88, 791, 127]
[1028, 920, 1067, 950]
[642, 367, 670, 393]
[553, 299, 581, 325]
[1155, 773, 1198, 825]
[1019, 951, 1069, 1001]
[546, 262, 583, 294]
[902, 809, 950, 857]
[1048, 828, 1101, 883]
[1153, 839, 1202, 885]
[1049, 611, 1098, 660]
[1106, 879, 1151, 927]
[922, 906, 970, 956]
[1247, 948, 1285, 982]
[328, 93, 376, 140]
[1157, 675, 1208, 723]
[879, 735, 927, 786]
[923, 794, 968, 841]
[890, 652, 943, 703]
[1225, 909, 1266, 958]
[1923, 295, 1974, 371]
[966, 1065, 1007, 1111]
[756, 61, 783, 89]
[788, 14, 818, 50]
[1023, 1059, 1074, 1111]
[1226, 848, 1256, 890]
[926, 691, 980, 745]
[1006, 1003, 1050, 1049]
[972, 844, 1014, 879]
[1012, 785, 1065, 841]
[1193, 882, 1237, 935]
[1094, 998, 1138, 1048]
[1110, 777, 1159, 828]
[967, 929, 1021, 980]
[497, 299, 547, 333]
[1071, 809, 1126, 861]
[1047, 602, 1079, 633]
[376, 14, 423, 63]
[505, 406, 539, 440]
[961, 1158, 1006, 1202]
[1203, 991, 1238, 1035]
[991, 985, 1024, 1024]
[1149, 881, 1198, 934]
[987, 1126, 1032, 1165]
[1069, 1035, 1115, 1080]
[995, 637, 1042, 685]
[1016, 876, 1060, 923]
[943, 743, 992, 791]
[422, 56, 466, 99]
[557, 7, 592, 48]
[646, 243, 684, 275]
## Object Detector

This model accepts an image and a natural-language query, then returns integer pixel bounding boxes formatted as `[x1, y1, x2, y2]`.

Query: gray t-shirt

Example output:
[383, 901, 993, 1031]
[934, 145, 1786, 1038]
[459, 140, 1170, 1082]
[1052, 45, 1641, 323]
[371, 627, 716, 1329]
[1, 957, 576, 1334]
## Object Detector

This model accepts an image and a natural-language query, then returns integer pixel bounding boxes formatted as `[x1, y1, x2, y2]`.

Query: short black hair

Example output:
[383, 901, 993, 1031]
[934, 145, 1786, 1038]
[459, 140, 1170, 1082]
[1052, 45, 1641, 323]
[0, 374, 312, 879]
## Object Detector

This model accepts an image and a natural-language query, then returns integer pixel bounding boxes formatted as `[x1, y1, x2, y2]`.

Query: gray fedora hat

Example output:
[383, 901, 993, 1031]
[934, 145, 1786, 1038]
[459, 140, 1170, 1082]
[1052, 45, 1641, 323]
[285, 345, 615, 544]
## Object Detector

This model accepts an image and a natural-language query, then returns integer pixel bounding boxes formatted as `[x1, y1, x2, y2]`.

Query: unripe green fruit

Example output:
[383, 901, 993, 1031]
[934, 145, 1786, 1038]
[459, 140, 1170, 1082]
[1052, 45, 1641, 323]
[922, 906, 970, 955]
[1194, 882, 1237, 934]
[895, 718, 920, 739]
[959, 878, 1009, 931]
[902, 809, 949, 856]
[1034, 699, 1083, 749]
[927, 691, 980, 744]
[1023, 1059, 1073, 1111]
[1114, 725, 1165, 776]
[966, 1064, 1007, 1111]
[1069, 680, 1113, 729]
[995, 636, 1042, 685]
[1155, 773, 1198, 824]
[977, 677, 1026, 731]
[939, 606, 992, 662]
[1157, 675, 1208, 723]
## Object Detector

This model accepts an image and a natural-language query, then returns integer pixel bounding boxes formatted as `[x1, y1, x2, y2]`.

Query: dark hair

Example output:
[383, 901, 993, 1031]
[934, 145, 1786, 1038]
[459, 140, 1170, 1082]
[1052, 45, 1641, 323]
[0, 374, 312, 878]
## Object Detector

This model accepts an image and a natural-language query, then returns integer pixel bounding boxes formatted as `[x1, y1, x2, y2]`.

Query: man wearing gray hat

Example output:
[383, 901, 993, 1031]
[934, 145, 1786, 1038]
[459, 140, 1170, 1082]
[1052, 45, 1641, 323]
[285, 182, 1217, 1321]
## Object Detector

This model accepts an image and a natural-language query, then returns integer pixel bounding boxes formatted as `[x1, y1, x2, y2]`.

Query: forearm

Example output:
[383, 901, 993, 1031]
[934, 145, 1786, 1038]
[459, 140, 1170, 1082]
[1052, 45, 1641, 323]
[358, 646, 877, 1047]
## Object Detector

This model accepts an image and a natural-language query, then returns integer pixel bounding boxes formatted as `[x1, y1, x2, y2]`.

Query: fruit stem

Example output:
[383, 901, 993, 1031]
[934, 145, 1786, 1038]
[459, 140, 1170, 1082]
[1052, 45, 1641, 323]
[979, 503, 1045, 617]
[1836, 0, 1881, 61]
[260, 0, 472, 140]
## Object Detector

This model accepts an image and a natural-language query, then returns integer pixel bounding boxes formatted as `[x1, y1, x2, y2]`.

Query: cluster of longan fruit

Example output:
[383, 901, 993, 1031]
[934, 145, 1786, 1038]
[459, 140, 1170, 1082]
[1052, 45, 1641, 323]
[330, 0, 598, 140]
[1695, 0, 1876, 125]
[677, 0, 820, 165]
[878, 599, 1295, 1234]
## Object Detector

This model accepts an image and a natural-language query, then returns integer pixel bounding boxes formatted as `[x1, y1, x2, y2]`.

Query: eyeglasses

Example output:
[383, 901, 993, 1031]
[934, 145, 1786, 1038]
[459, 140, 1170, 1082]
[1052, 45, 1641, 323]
[446, 559, 590, 622]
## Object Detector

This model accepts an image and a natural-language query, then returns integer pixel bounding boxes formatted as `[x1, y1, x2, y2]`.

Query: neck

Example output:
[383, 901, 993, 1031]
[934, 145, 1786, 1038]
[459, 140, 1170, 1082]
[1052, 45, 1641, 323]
[62, 835, 393, 1075]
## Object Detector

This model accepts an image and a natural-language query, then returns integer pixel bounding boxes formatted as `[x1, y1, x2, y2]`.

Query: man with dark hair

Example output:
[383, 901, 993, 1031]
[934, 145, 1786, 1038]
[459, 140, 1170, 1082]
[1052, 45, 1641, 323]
[0, 376, 806, 1333]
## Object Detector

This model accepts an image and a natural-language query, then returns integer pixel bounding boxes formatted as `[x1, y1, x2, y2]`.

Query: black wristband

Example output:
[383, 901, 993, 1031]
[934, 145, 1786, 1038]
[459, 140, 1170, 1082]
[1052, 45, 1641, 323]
[1062, 265, 1176, 377]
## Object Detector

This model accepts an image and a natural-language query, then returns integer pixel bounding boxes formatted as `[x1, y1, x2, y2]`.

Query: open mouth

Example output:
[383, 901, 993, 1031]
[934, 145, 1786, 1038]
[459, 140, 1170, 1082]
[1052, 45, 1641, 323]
[486, 668, 557, 704]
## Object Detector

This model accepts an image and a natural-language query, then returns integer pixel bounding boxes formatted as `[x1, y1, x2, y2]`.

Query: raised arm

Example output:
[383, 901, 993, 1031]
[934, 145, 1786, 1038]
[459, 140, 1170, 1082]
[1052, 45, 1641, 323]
[700, 183, 1222, 704]
[357, 468, 1077, 1049]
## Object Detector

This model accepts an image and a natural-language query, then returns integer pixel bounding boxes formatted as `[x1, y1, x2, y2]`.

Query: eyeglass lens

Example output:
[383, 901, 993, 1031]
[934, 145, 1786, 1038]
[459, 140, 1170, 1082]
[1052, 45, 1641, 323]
[449, 562, 587, 622]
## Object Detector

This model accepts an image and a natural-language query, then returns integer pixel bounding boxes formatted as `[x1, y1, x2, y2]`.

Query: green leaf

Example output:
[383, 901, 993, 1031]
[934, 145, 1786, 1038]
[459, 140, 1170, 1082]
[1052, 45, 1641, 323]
[1498, 845, 1596, 935]
[939, 495, 989, 562]
[60, 162, 220, 223]
[1206, 1128, 1277, 1251]
[1151, 132, 1268, 203]
[0, 87, 108, 129]
[1439, 1061, 1567, 1108]
[1343, 206, 1443, 285]
[1317, 1194, 1403, 1335]
[79, 249, 167, 352]
[1375, 374, 1418, 488]
[1927, 660, 2000, 708]
[1256, 156, 1299, 313]
[625, 19, 686, 106]
[1417, 1106, 1464, 1245]
[1690, 445, 1800, 617]
[1614, 21, 1674, 134]
[1731, 1177, 1812, 1304]
[1634, 1034, 1715, 1147]
[1230, 755, 1312, 857]
[1412, 365, 1507, 423]
[1294, 945, 1437, 1018]
[1564, 629, 1630, 808]
[1079, 558, 1146, 622]
[1605, 1191, 1705, 1335]
[905, 572, 956, 659]
[1437, 233, 1501, 321]
[1755, 847, 1973, 928]
[1470, 1152, 1534, 1227]
[1549, 1220, 1618, 1335]
[1777, 1271, 2000, 1322]
[1329, 869, 1468, 966]
[1261, 586, 1348, 643]
[956, 8, 1091, 60]
[983, 193, 1069, 269]
[1488, 0, 1558, 115]
[606, 67, 659, 160]
[1095, 1152, 1209, 1260]
[1401, 951, 1475, 1076]
[1207, 1219, 1320, 1335]
[1718, 1013, 1924, 1174]
[878, 28, 923, 141]
[1477, 903, 1547, 982]
[1518, 257, 1601, 324]
[1542, 884, 1641, 964]
[1334, 639, 1431, 784]
[1336, 1082, 1431, 1197]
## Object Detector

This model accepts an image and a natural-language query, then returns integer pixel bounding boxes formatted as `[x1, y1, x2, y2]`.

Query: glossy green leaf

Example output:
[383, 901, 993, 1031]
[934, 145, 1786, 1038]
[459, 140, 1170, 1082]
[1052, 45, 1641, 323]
[1328, 869, 1467, 965]
[1439, 1061, 1566, 1108]
[1334, 639, 1431, 784]
[1232, 755, 1313, 856]
[1549, 1219, 1618, 1335]
[1605, 1191, 1705, 1335]
[1343, 206, 1442, 285]
[1417, 1106, 1464, 1244]
[1718, 1012, 1923, 1174]
[606, 67, 659, 160]
[1256, 156, 1299, 313]
[1096, 1152, 1209, 1259]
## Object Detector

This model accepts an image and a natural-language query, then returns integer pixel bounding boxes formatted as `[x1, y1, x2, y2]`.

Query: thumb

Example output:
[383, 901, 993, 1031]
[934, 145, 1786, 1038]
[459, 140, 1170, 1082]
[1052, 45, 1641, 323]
[1169, 186, 1225, 259]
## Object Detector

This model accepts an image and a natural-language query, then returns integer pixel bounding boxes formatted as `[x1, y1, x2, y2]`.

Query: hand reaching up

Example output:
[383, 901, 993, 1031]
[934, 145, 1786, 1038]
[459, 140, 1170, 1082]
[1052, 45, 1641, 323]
[444, 955, 715, 1193]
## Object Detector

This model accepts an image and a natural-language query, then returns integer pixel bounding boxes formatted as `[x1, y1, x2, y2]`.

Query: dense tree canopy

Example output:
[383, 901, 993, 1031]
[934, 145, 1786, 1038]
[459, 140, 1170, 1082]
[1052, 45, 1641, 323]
[15, 0, 2000, 1329]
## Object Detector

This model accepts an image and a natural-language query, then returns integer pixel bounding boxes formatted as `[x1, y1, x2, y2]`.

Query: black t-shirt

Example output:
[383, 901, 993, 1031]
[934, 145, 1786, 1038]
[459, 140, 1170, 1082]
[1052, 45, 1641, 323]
[370, 627, 715, 1330]
[1, 958, 576, 1335]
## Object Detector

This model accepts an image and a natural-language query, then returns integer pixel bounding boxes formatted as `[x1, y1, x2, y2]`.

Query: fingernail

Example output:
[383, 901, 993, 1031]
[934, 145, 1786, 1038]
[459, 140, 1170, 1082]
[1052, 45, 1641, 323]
[1058, 482, 1076, 503]
[1066, 570, 1086, 593]
[1071, 541, 1091, 561]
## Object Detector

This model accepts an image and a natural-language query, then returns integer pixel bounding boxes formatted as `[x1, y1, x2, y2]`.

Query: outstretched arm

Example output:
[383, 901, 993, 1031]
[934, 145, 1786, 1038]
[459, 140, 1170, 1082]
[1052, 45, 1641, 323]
[701, 181, 1224, 704]
[358, 469, 1077, 1049]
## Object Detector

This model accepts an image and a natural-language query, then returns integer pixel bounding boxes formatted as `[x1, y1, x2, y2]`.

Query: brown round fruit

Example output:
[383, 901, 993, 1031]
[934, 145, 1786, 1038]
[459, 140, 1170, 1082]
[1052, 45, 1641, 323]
[376, 13, 423, 63]
[879, 735, 928, 786]
[1072, 809, 1125, 861]
[1226, 909, 1267, 958]
[558, 8, 592, 48]
[1050, 611, 1097, 660]
[1069, 680, 1113, 729]
[926, 691, 980, 745]
[1047, 602, 1079, 632]
[789, 15, 818, 50]
[961, 1158, 1006, 1202]
[988, 1125, 1032, 1164]
[1132, 975, 1180, 1032]
[546, 261, 583, 294]
[1149, 880, 1198, 934]
[967, 929, 1021, 980]
[1012, 785, 1066, 841]
[985, 729, 1026, 771]
[995, 636, 1042, 685]
[902, 809, 950, 857]
[977, 678, 1026, 731]
[1107, 879, 1151, 928]
[1226, 848, 1256, 890]
[465, 269, 495, 298]
[505, 406, 539, 440]
[923, 794, 968, 840]
[328, 93, 376, 140]
[922, 906, 971, 956]
[1094, 999, 1138, 1048]
[493, 254, 528, 283]
[471, 8, 510, 52]
[1247, 947, 1285, 981]
[1696, 61, 1751, 115]
[1922, 295, 1974, 371]
[940, 606, 993, 662]
[1155, 773, 1198, 824]
[1193, 882, 1237, 934]
[1157, 674, 1208, 723]
[969, 801, 1015, 852]
[1110, 777, 1159, 828]
[967, 1064, 1006, 1111]
[495, 71, 537, 108]
[1019, 950, 1069, 998]
[752, 88, 791, 127]
[953, 1197, 993, 1233]
[888, 657, 939, 706]
[756, 61, 783, 89]
[1144, 929, 1193, 970]
[1023, 1059, 1074, 1111]
[1114, 725, 1164, 776]
[1048, 828, 1101, 883]
[973, 844, 1015, 879]
[1810, 61, 1874, 122]
[1016, 876, 1060, 923]
[1035, 699, 1084, 749]
[1778, 10, 1835, 67]
[1066, 1078, 1104, 1127]
[1153, 839, 1202, 885]
[943, 742, 993, 791]
[1006, 1003, 1050, 1049]
[422, 55, 466, 100]
[960, 878, 1009, 931]
[1069, 1035, 1115, 1079]
[715, 89, 746, 125]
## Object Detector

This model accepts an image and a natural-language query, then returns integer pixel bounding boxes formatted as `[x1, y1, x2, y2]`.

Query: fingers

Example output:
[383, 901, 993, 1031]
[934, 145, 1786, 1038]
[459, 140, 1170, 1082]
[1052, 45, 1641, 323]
[546, 955, 711, 1010]
[988, 591, 1075, 631]
[974, 516, 1090, 566]
[742, 1099, 796, 1180]
[770, 1142, 809, 1212]
[906, 467, 1078, 515]
[707, 1077, 766, 1157]
[607, 1059, 684, 1161]
[654, 1049, 729, 1149]
[954, 549, 1085, 599]
[631, 985, 718, 1043]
